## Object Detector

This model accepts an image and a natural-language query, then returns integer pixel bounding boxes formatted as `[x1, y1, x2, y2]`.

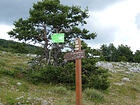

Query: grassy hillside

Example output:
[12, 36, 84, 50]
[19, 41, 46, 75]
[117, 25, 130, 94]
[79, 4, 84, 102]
[0, 39, 43, 54]
[0, 51, 140, 105]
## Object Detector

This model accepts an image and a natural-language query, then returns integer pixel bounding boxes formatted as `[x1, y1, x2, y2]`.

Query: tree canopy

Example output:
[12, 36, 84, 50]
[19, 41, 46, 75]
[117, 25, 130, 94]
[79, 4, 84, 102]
[134, 50, 140, 63]
[8, 0, 96, 66]
[100, 43, 135, 62]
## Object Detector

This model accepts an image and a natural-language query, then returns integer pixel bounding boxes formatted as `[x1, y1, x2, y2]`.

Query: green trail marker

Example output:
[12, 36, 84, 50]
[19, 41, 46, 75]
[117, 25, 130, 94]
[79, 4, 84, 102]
[51, 33, 64, 43]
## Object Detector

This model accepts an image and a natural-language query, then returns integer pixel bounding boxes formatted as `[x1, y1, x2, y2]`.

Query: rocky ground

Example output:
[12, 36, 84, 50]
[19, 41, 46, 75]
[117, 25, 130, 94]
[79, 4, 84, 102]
[96, 61, 140, 86]
[96, 61, 140, 73]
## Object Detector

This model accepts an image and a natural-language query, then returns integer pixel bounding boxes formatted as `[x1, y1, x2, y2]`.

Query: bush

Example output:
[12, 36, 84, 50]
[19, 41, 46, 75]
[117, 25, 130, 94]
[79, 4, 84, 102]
[118, 56, 128, 62]
[84, 88, 104, 102]
[0, 69, 15, 76]
[82, 58, 110, 90]
[0, 57, 110, 90]
[88, 68, 110, 90]
[27, 58, 110, 90]
[0, 69, 27, 79]
[27, 65, 65, 84]
[133, 50, 140, 63]
[0, 60, 6, 67]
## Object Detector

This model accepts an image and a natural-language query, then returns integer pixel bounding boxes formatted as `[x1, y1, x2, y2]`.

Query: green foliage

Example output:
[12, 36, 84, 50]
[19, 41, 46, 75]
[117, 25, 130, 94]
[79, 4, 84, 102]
[118, 56, 128, 62]
[27, 58, 110, 90]
[8, 0, 96, 66]
[118, 44, 133, 62]
[84, 88, 104, 102]
[100, 43, 134, 62]
[0, 39, 43, 54]
[27, 65, 65, 84]
[0, 69, 15, 77]
[0, 47, 110, 91]
[0, 60, 6, 67]
[60, 62, 75, 85]
[0, 45, 110, 91]
[101, 43, 118, 62]
[133, 50, 140, 63]
[26, 64, 74, 85]
[87, 68, 110, 90]
[0, 58, 110, 90]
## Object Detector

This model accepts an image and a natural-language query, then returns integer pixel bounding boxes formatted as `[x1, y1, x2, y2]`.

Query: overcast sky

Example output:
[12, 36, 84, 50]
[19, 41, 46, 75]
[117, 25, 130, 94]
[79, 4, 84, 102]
[0, 0, 140, 52]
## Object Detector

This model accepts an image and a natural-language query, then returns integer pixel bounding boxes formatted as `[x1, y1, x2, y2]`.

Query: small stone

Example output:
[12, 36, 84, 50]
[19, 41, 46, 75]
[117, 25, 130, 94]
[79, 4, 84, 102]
[26, 100, 29, 103]
[27, 97, 32, 100]
[17, 82, 21, 86]
[122, 77, 130, 82]
[16, 96, 24, 100]
[36, 97, 43, 101]
[125, 71, 131, 74]
[1, 81, 8, 85]
[17, 102, 21, 104]
[16, 89, 19, 92]
[114, 83, 124, 86]
[26, 54, 37, 57]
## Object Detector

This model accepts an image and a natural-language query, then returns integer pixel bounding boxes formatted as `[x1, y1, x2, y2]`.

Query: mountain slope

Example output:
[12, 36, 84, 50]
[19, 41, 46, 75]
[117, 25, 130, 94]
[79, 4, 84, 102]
[0, 51, 140, 105]
[0, 39, 42, 54]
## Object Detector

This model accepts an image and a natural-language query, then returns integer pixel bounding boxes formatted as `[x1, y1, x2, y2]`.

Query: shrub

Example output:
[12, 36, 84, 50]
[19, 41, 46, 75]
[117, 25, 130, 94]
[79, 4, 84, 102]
[60, 62, 75, 85]
[26, 65, 63, 84]
[0, 57, 110, 90]
[82, 58, 110, 90]
[84, 88, 104, 102]
[0, 69, 15, 76]
[27, 58, 110, 90]
[88, 68, 110, 90]
[0, 60, 6, 67]
[0, 69, 27, 79]
[118, 56, 128, 62]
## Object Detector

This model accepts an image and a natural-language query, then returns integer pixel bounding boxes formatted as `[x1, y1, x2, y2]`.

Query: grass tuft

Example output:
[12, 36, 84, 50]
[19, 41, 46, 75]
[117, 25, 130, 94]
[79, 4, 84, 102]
[49, 86, 68, 95]
[84, 88, 104, 102]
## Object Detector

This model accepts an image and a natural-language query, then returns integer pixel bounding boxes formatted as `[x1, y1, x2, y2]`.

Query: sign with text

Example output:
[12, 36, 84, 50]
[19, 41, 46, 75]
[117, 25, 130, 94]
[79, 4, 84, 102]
[51, 33, 64, 43]
[64, 50, 85, 61]
[75, 39, 80, 51]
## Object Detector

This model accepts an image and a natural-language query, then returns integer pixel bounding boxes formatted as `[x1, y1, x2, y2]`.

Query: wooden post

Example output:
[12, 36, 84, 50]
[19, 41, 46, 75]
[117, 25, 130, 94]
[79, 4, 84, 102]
[75, 38, 82, 105]
[64, 38, 84, 105]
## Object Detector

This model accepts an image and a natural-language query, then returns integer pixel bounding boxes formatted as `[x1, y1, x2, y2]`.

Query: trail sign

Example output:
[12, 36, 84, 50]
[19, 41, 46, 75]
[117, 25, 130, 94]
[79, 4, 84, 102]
[64, 50, 85, 61]
[75, 38, 80, 51]
[64, 38, 83, 105]
[51, 33, 64, 43]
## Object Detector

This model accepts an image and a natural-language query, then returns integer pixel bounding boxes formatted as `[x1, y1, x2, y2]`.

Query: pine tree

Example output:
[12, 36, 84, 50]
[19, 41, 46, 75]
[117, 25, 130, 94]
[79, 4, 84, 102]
[8, 0, 96, 66]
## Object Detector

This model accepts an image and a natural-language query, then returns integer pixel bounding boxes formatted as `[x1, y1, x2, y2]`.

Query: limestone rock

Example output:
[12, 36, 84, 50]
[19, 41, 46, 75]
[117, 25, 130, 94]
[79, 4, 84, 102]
[122, 77, 130, 82]
[114, 83, 124, 86]
[16, 82, 22, 86]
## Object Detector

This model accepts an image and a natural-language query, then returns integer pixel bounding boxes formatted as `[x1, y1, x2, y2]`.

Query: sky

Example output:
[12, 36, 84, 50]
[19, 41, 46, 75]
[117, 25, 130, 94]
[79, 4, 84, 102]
[0, 0, 140, 52]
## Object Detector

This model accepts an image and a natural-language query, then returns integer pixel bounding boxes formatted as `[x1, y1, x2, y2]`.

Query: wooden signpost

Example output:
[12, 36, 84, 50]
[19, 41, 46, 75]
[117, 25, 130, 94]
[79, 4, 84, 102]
[52, 29, 84, 105]
[64, 51, 85, 61]
[64, 38, 85, 105]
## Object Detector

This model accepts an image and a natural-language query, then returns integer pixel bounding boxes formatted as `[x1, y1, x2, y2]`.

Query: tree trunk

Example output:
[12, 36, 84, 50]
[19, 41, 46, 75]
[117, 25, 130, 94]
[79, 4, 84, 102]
[53, 45, 60, 66]
[53, 28, 60, 66]
[43, 25, 49, 63]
